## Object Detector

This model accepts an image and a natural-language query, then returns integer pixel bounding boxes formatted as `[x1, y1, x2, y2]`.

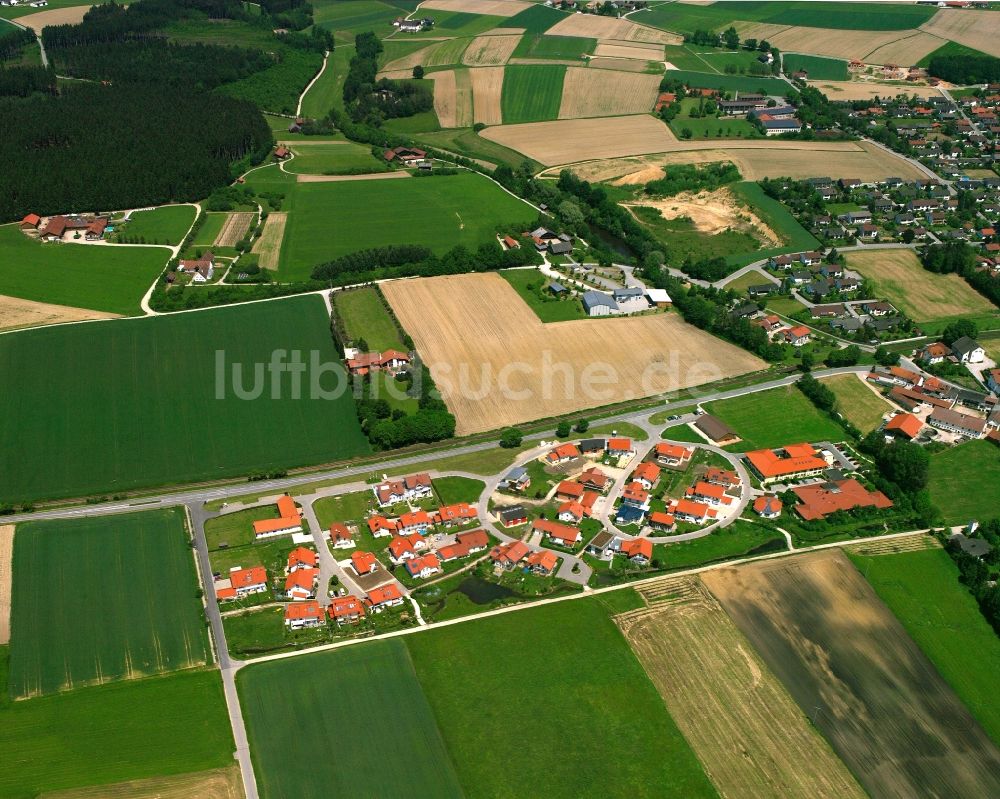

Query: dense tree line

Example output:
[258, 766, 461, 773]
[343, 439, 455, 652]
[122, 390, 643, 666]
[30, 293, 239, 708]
[0, 65, 56, 98]
[944, 519, 1000, 635]
[928, 54, 1000, 85]
[0, 25, 34, 60]
[643, 162, 741, 197]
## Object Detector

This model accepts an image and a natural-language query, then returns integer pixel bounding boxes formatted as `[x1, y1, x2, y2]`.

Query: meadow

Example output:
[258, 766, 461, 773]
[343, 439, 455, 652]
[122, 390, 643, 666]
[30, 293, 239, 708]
[8, 509, 209, 698]
[285, 142, 387, 175]
[929, 440, 1000, 526]
[849, 547, 1000, 747]
[782, 53, 848, 81]
[406, 9, 505, 38]
[704, 383, 843, 451]
[505, 2, 565, 33]
[499, 267, 587, 322]
[115, 205, 196, 245]
[333, 286, 406, 350]
[501, 63, 566, 123]
[406, 594, 718, 798]
[238, 639, 464, 798]
[300, 45, 352, 117]
[0, 223, 168, 315]
[0, 656, 233, 799]
[312, 0, 417, 42]
[432, 475, 484, 504]
[512, 33, 595, 60]
[660, 69, 788, 95]
[412, 126, 539, 169]
[191, 212, 228, 247]
[0, 295, 370, 502]
[822, 374, 893, 432]
[727, 181, 820, 267]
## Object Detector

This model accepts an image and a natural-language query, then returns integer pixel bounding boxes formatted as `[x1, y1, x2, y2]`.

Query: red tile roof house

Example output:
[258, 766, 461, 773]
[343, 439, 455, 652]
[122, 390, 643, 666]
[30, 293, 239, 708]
[753, 314, 784, 334]
[178, 251, 215, 283]
[405, 552, 442, 580]
[649, 511, 676, 533]
[607, 438, 634, 458]
[351, 550, 380, 576]
[284, 568, 319, 600]
[273, 145, 290, 160]
[526, 549, 559, 575]
[620, 537, 653, 565]
[365, 583, 405, 611]
[285, 600, 325, 630]
[398, 509, 433, 535]
[215, 565, 268, 602]
[686, 481, 734, 507]
[383, 146, 427, 164]
[286, 546, 318, 573]
[436, 529, 489, 562]
[546, 443, 581, 464]
[558, 501, 586, 524]
[533, 518, 582, 548]
[654, 443, 694, 468]
[387, 533, 427, 564]
[753, 495, 783, 519]
[373, 473, 431, 506]
[252, 494, 302, 539]
[916, 342, 951, 365]
[631, 461, 661, 490]
[884, 413, 922, 440]
[555, 480, 586, 501]
[328, 595, 366, 625]
[703, 467, 740, 491]
[329, 523, 356, 549]
[20, 213, 41, 230]
[621, 481, 650, 508]
[347, 349, 410, 377]
[781, 325, 812, 347]
[578, 467, 611, 492]
[744, 444, 831, 485]
[490, 540, 530, 569]
[433, 503, 478, 527]
[40, 215, 89, 240]
[793, 479, 893, 521]
[667, 498, 717, 525]
[368, 514, 401, 538]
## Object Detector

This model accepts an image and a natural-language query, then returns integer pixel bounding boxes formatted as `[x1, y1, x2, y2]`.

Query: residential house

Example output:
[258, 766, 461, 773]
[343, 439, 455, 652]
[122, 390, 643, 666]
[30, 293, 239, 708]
[329, 523, 355, 549]
[578, 466, 611, 492]
[753, 314, 783, 333]
[252, 495, 302, 539]
[328, 595, 366, 625]
[178, 251, 215, 283]
[753, 495, 782, 519]
[631, 461, 661, 490]
[654, 443, 694, 468]
[501, 466, 531, 492]
[546, 443, 581, 464]
[405, 553, 441, 579]
[862, 301, 894, 316]
[928, 407, 987, 438]
[558, 501, 586, 524]
[388, 533, 426, 564]
[782, 325, 812, 347]
[284, 568, 318, 600]
[215, 565, 268, 602]
[434, 503, 478, 527]
[615, 504, 646, 526]
[619, 537, 652, 565]
[526, 549, 558, 576]
[648, 512, 676, 533]
[383, 145, 427, 163]
[951, 336, 986, 364]
[437, 528, 489, 562]
[286, 547, 318, 573]
[365, 583, 405, 612]
[373, 473, 431, 506]
[347, 350, 410, 376]
[368, 515, 401, 538]
[351, 550, 380, 576]
[533, 518, 581, 548]
[793, 479, 893, 520]
[685, 481, 734, 507]
[607, 438, 634, 458]
[703, 467, 740, 490]
[489, 540, 530, 569]
[20, 213, 41, 230]
[579, 438, 606, 455]
[745, 443, 831, 484]
[398, 510, 433, 535]
[497, 504, 528, 528]
[586, 530, 617, 557]
[621, 481, 650, 508]
[555, 480, 585, 501]
[285, 600, 324, 630]
[667, 498, 716, 525]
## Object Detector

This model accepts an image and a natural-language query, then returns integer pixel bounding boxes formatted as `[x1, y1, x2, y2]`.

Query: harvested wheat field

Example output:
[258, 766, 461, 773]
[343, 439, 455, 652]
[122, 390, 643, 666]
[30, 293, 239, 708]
[625, 188, 780, 246]
[380, 42, 437, 74]
[0, 295, 119, 332]
[809, 79, 943, 101]
[558, 67, 659, 118]
[18, 5, 90, 32]
[588, 56, 659, 72]
[214, 212, 255, 247]
[482, 114, 677, 165]
[429, 69, 473, 128]
[703, 550, 1000, 799]
[845, 248, 996, 323]
[921, 9, 1000, 58]
[617, 580, 865, 799]
[421, 0, 529, 15]
[251, 212, 287, 270]
[462, 34, 521, 66]
[40, 766, 244, 799]
[0, 525, 13, 645]
[546, 13, 680, 44]
[863, 32, 948, 66]
[470, 66, 504, 124]
[593, 41, 665, 61]
[736, 22, 940, 63]
[382, 273, 764, 433]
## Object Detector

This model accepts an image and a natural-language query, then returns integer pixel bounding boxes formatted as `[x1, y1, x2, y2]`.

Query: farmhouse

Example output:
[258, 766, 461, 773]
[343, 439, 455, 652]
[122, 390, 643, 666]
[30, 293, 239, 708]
[365, 583, 405, 611]
[347, 349, 411, 376]
[654, 442, 694, 467]
[329, 523, 355, 549]
[546, 443, 581, 464]
[405, 553, 442, 579]
[694, 414, 739, 445]
[525, 549, 558, 576]
[284, 600, 324, 630]
[215, 565, 268, 601]
[374, 472, 432, 506]
[328, 595, 366, 625]
[177, 251, 215, 283]
[252, 495, 302, 539]
[284, 568, 319, 600]
[792, 478, 893, 521]
[884, 413, 923, 440]
[489, 540, 530, 569]
[744, 443, 831, 484]
[384, 145, 427, 163]
[928, 407, 988, 438]
[533, 518, 582, 547]
[351, 550, 380, 576]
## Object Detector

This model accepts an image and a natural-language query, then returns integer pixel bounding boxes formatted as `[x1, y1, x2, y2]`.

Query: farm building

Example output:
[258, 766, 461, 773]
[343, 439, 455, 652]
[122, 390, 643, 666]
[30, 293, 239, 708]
[346, 349, 410, 376]
[582, 291, 619, 317]
[693, 414, 739, 445]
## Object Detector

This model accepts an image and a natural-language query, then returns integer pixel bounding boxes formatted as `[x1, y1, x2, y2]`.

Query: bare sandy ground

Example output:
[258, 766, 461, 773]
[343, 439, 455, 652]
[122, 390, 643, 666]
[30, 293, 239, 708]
[0, 295, 119, 332]
[0, 525, 13, 645]
[18, 5, 90, 32]
[40, 766, 244, 799]
[625, 187, 781, 246]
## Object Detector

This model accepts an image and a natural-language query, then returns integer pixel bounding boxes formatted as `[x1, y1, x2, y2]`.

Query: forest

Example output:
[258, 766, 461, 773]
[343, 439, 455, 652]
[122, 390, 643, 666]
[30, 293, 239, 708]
[928, 54, 1000, 85]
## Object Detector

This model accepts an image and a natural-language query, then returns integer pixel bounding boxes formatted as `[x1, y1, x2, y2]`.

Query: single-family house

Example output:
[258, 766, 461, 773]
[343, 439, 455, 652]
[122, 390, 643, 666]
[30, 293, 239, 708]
[685, 481, 734, 507]
[347, 350, 411, 376]
[368, 515, 401, 538]
[351, 550, 380, 576]
[558, 501, 586, 524]
[286, 547, 318, 573]
[555, 480, 585, 501]
[328, 595, 366, 625]
[533, 518, 581, 548]
[498, 504, 528, 528]
[178, 251, 215, 283]
[501, 466, 531, 492]
[546, 443, 581, 464]
[578, 467, 611, 492]
[781, 325, 812, 347]
[619, 537, 653, 565]
[654, 442, 694, 468]
[285, 600, 324, 630]
[284, 568, 318, 600]
[398, 510, 433, 535]
[434, 503, 478, 527]
[365, 583, 405, 612]
[615, 504, 646, 526]
[526, 549, 558, 576]
[579, 438, 606, 455]
[607, 437, 634, 457]
[215, 565, 268, 602]
[916, 341, 951, 365]
[388, 533, 426, 564]
[951, 336, 986, 364]
[703, 467, 740, 490]
[489, 540, 530, 569]
[631, 461, 661, 489]
[753, 495, 782, 519]
[373, 473, 431, 506]
[329, 523, 355, 549]
[621, 481, 650, 508]
[405, 553, 441, 579]
[668, 498, 716, 525]
[648, 512, 676, 533]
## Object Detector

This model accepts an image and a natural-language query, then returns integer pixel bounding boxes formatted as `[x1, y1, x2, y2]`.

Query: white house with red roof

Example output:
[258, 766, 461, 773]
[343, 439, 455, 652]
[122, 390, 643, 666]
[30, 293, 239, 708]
[607, 437, 634, 458]
[405, 553, 442, 579]
[252, 495, 302, 539]
[365, 583, 405, 611]
[329, 523, 356, 549]
[328, 595, 366, 625]
[351, 550, 380, 575]
[284, 600, 324, 629]
[546, 443, 581, 464]
[388, 533, 427, 564]
[667, 498, 717, 525]
[215, 565, 268, 602]
[526, 549, 558, 575]
[433, 503, 478, 527]
[368, 515, 401, 537]
[685, 481, 735, 507]
[631, 462, 661, 490]
[373, 473, 432, 506]
[346, 349, 410, 376]
[654, 443, 694, 468]
[532, 519, 581, 547]
[284, 568, 319, 600]
[620, 537, 653, 565]
[398, 509, 433, 535]
[286, 546, 318, 573]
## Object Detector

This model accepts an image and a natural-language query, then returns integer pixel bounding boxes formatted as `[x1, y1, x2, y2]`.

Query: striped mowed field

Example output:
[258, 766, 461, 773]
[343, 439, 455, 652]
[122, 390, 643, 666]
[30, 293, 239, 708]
[8, 508, 210, 698]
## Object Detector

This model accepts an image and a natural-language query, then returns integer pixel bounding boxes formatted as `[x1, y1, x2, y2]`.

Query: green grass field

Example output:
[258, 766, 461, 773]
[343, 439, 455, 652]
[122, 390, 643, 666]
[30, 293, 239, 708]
[822, 374, 892, 432]
[0, 653, 233, 799]
[505, 3, 566, 33]
[929, 440, 1000, 526]
[501, 64, 566, 123]
[0, 295, 370, 502]
[114, 205, 196, 245]
[313, 489, 379, 528]
[727, 181, 820, 267]
[672, 46, 767, 75]
[433, 475, 484, 504]
[499, 267, 587, 322]
[333, 286, 405, 350]
[312, 0, 416, 42]
[724, 268, 772, 294]
[849, 548, 1000, 747]
[658, 69, 788, 95]
[238, 639, 463, 798]
[285, 142, 387, 175]
[0, 224, 168, 315]
[301, 45, 352, 116]
[406, 10, 505, 38]
[8, 509, 209, 699]
[669, 115, 759, 140]
[512, 33, 595, 60]
[412, 126, 541, 170]
[205, 505, 283, 551]
[705, 383, 843, 451]
[782, 53, 848, 81]
[406, 594, 718, 798]
[192, 212, 228, 247]
[917, 39, 994, 68]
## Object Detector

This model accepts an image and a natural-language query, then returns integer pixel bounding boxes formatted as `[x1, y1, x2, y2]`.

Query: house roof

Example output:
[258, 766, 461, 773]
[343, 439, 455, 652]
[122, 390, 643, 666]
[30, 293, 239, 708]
[229, 566, 267, 588]
[694, 414, 737, 442]
[532, 518, 581, 543]
[328, 595, 366, 619]
[490, 540, 530, 563]
[622, 482, 649, 503]
[649, 511, 675, 527]
[929, 407, 987, 434]
[548, 443, 581, 461]
[655, 442, 693, 460]
[329, 523, 353, 541]
[405, 553, 441, 575]
[607, 437, 632, 451]
[885, 413, 922, 439]
[793, 478, 892, 520]
[745, 444, 827, 478]
[351, 550, 379, 573]
[951, 336, 983, 358]
[526, 550, 558, 572]
[671, 498, 714, 519]
[435, 503, 478, 523]
[284, 568, 318, 592]
[556, 480, 585, 498]
[498, 505, 527, 522]
[287, 547, 318, 569]
[368, 515, 400, 534]
[366, 583, 403, 606]
[753, 495, 783, 516]
[620, 538, 652, 560]
[632, 462, 661, 483]
[285, 600, 323, 622]
[582, 290, 618, 311]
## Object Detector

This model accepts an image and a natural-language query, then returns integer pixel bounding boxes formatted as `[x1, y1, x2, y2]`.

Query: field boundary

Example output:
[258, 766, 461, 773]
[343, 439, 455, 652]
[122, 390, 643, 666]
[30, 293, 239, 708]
[0, 524, 13, 645]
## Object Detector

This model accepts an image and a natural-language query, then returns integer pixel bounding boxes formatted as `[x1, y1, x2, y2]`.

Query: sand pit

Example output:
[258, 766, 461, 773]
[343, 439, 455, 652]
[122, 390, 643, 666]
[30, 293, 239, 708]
[558, 66, 659, 118]
[251, 212, 286, 271]
[382, 272, 764, 434]
[0, 295, 119, 332]
[736, 22, 941, 64]
[612, 164, 665, 185]
[214, 212, 255, 247]
[420, 0, 529, 16]
[809, 79, 943, 101]
[0, 525, 13, 645]
[625, 188, 781, 247]
[470, 66, 504, 125]
[593, 41, 665, 61]
[462, 34, 521, 66]
[17, 5, 90, 32]
[921, 9, 1000, 58]
[545, 13, 680, 45]
[482, 114, 677, 165]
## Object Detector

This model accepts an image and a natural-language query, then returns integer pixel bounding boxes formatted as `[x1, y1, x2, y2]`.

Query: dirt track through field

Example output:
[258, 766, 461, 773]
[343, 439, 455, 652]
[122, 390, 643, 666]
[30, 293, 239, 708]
[546, 13, 680, 44]
[618, 581, 866, 799]
[470, 66, 504, 124]
[921, 9, 1000, 58]
[0, 295, 119, 332]
[703, 550, 1000, 799]
[0, 525, 13, 645]
[295, 171, 412, 182]
[557, 67, 659, 118]
[17, 5, 90, 32]
[213, 212, 254, 247]
[39, 765, 244, 799]
[251, 213, 286, 270]
[382, 273, 764, 434]
[462, 34, 520, 66]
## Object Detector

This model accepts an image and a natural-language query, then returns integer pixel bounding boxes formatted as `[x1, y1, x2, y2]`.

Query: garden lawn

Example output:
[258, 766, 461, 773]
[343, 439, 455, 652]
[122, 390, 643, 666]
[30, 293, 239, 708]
[8, 509, 209, 699]
[0, 657, 233, 799]
[928, 440, 1000, 526]
[822, 374, 893, 432]
[333, 286, 405, 350]
[405, 595, 718, 799]
[705, 384, 843, 451]
[499, 267, 586, 321]
[433, 475, 485, 504]
[286, 142, 387, 174]
[849, 548, 1000, 747]
[238, 639, 463, 798]
[0, 295, 370, 503]
[501, 64, 565, 123]
[313, 490, 379, 528]
[652, 520, 785, 571]
[116, 205, 196, 245]
[782, 53, 848, 81]
[205, 506, 285, 551]
[275, 172, 536, 280]
[0, 223, 168, 315]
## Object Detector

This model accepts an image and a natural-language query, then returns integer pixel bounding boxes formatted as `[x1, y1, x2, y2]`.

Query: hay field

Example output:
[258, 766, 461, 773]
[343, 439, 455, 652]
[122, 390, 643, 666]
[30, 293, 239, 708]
[382, 273, 764, 434]
[545, 13, 680, 44]
[618, 581, 866, 799]
[736, 22, 941, 63]
[17, 5, 89, 31]
[251, 212, 286, 270]
[462, 33, 521, 65]
[214, 211, 254, 247]
[704, 550, 1000, 799]
[482, 114, 677, 165]
[593, 41, 664, 61]
[0, 524, 12, 645]
[557, 67, 659, 118]
[845, 248, 995, 322]
[421, 0, 529, 16]
[380, 38, 469, 74]
[921, 9, 1000, 58]
[470, 65, 504, 124]
[40, 766, 244, 799]
[809, 79, 943, 101]
[0, 294, 118, 332]
[863, 32, 948, 66]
